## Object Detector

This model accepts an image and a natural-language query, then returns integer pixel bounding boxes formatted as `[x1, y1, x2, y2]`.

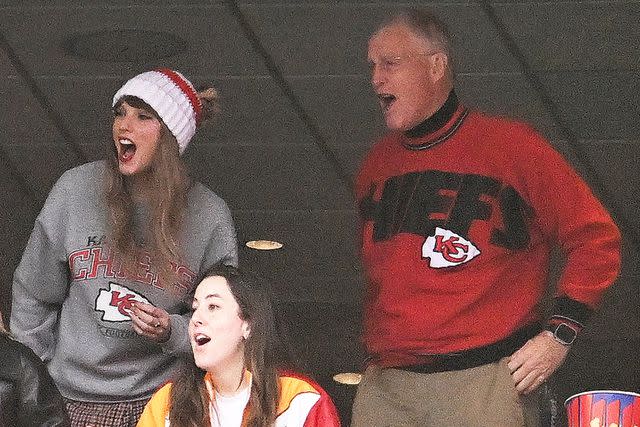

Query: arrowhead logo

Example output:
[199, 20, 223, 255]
[422, 227, 481, 268]
[95, 282, 151, 322]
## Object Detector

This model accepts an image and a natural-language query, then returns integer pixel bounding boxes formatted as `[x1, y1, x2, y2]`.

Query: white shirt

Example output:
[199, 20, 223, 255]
[209, 385, 251, 427]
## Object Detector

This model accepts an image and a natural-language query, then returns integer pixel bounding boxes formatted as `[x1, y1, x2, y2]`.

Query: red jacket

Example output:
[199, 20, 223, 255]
[137, 371, 341, 426]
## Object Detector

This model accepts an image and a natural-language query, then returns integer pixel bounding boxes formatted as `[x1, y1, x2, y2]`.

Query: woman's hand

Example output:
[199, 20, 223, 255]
[130, 302, 172, 343]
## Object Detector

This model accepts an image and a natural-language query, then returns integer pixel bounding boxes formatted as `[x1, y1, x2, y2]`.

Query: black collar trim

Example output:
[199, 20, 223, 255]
[401, 108, 469, 151]
[404, 90, 459, 138]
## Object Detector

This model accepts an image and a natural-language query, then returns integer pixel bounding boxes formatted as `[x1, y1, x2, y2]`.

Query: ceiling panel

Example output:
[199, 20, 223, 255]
[201, 78, 312, 146]
[3, 143, 78, 200]
[242, 3, 520, 76]
[0, 194, 39, 320]
[0, 151, 34, 213]
[0, 0, 472, 4]
[581, 273, 640, 342]
[620, 239, 640, 281]
[0, 5, 265, 77]
[239, 4, 375, 76]
[579, 140, 640, 230]
[330, 144, 373, 181]
[35, 77, 311, 152]
[454, 73, 561, 137]
[238, 0, 468, 4]
[0, 1, 223, 5]
[0, 46, 14, 75]
[185, 145, 353, 210]
[288, 75, 383, 147]
[0, 199, 39, 256]
[495, 2, 640, 71]
[0, 76, 68, 148]
[540, 72, 639, 140]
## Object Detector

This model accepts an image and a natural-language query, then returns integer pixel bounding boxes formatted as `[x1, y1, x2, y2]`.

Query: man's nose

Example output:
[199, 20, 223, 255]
[371, 64, 385, 88]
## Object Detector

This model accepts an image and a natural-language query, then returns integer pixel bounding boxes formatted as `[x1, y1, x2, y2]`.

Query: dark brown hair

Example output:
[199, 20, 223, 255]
[169, 265, 286, 427]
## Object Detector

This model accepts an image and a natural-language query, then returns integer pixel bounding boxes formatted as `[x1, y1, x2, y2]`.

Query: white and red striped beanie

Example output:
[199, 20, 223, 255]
[112, 68, 202, 154]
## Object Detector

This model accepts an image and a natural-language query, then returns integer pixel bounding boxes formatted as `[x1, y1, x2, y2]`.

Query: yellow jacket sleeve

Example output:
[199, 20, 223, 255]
[137, 383, 172, 427]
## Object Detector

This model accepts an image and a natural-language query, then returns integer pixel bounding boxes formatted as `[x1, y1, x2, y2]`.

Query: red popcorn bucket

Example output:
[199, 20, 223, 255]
[565, 390, 640, 427]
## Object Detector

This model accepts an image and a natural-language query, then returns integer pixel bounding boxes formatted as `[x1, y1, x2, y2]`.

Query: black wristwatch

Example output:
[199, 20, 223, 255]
[546, 322, 578, 346]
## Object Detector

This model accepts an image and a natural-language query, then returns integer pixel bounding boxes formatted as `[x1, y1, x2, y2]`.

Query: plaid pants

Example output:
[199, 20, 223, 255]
[64, 398, 149, 427]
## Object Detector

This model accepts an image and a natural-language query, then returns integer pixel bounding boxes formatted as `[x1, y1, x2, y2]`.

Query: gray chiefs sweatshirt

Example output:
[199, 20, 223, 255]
[10, 161, 238, 402]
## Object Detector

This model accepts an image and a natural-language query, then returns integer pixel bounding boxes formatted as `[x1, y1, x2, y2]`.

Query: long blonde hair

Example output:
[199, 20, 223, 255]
[105, 89, 219, 286]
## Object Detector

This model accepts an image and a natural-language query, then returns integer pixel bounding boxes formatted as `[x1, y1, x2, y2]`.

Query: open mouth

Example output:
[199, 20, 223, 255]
[378, 93, 396, 112]
[118, 139, 136, 162]
[194, 333, 211, 346]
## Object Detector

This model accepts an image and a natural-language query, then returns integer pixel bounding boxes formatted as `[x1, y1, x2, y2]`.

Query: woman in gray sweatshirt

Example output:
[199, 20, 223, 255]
[10, 68, 238, 426]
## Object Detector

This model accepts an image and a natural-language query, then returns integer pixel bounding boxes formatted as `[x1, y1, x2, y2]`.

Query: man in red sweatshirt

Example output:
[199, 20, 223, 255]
[351, 8, 621, 426]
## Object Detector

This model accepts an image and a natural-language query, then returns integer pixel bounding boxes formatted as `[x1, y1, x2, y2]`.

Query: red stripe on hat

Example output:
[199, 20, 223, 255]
[154, 68, 202, 125]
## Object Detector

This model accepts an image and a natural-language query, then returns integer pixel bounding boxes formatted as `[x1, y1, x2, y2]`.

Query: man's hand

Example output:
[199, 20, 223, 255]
[507, 331, 570, 395]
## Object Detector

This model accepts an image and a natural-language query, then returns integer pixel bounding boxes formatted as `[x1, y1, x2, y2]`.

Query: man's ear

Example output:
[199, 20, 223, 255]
[430, 52, 449, 82]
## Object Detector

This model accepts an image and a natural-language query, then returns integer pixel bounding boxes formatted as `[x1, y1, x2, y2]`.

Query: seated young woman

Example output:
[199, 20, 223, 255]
[137, 264, 341, 426]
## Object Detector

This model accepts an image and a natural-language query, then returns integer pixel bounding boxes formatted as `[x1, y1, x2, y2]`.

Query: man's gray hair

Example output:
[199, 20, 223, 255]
[378, 8, 454, 65]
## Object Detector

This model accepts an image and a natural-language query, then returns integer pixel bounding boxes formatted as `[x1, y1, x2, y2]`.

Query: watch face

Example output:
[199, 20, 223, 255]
[555, 323, 577, 345]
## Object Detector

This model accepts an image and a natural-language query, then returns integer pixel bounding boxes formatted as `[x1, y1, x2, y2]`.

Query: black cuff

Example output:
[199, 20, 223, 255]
[549, 297, 593, 327]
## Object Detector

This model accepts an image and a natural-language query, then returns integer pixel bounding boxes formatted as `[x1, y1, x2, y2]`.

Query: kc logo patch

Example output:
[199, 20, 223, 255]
[422, 227, 481, 268]
[95, 282, 150, 322]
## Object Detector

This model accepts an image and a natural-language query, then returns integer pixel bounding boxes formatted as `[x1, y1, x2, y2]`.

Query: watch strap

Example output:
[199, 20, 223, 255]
[545, 320, 581, 346]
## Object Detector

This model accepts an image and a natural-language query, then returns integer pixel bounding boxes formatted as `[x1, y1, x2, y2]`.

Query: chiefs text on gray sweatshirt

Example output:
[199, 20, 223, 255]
[11, 161, 238, 402]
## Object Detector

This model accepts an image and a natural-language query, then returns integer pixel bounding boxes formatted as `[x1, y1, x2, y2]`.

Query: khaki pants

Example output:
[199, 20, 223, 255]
[351, 358, 539, 427]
